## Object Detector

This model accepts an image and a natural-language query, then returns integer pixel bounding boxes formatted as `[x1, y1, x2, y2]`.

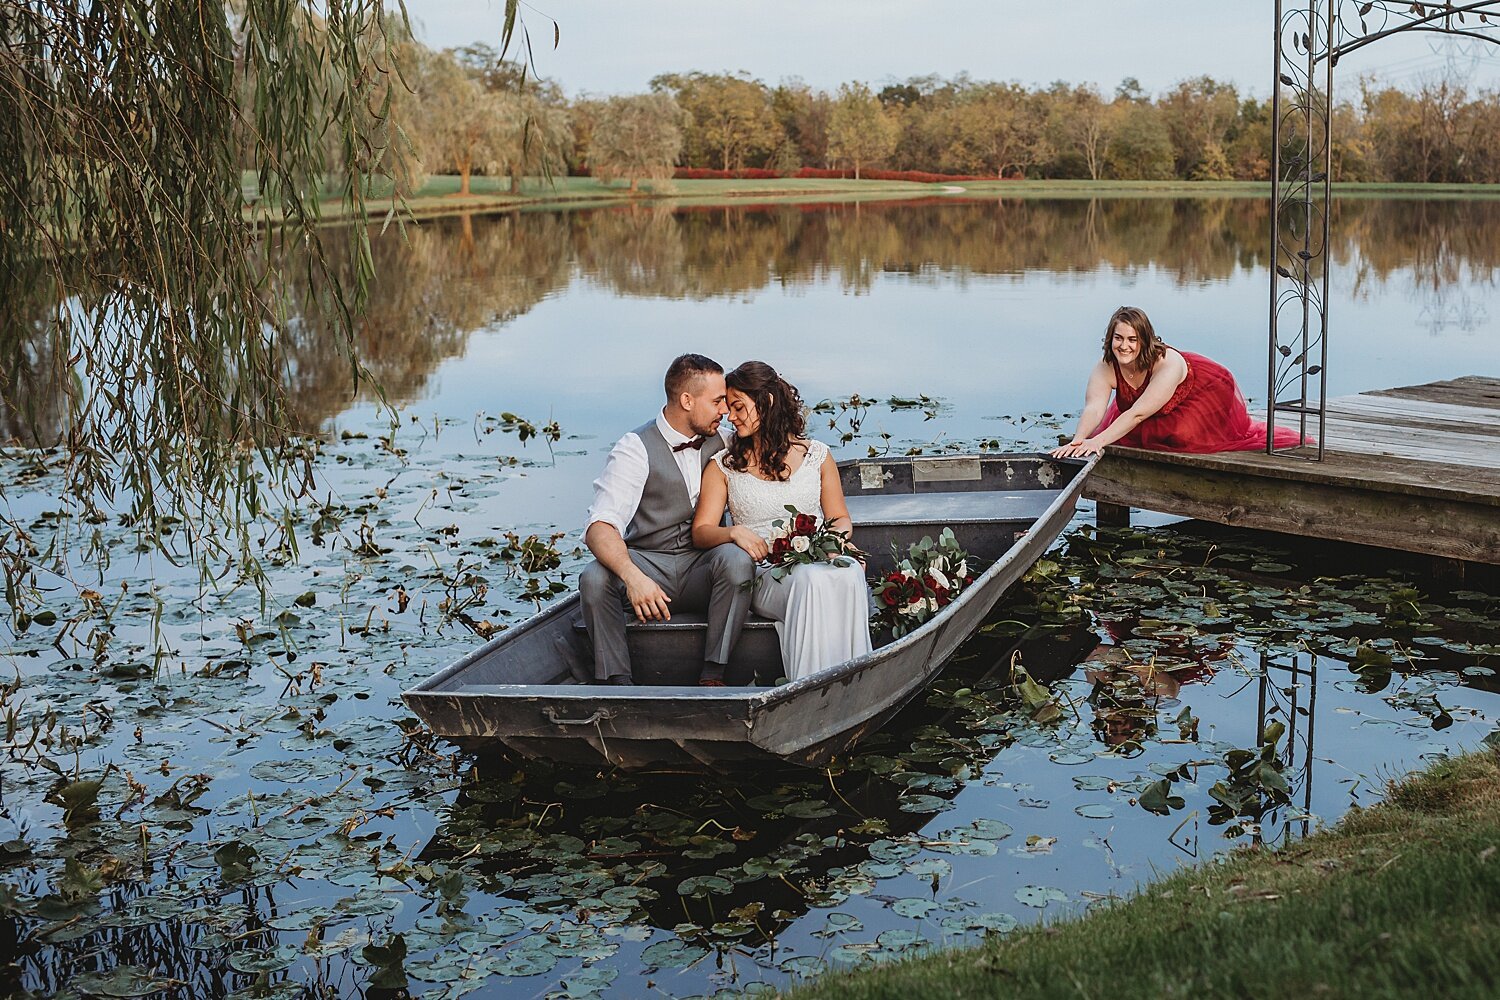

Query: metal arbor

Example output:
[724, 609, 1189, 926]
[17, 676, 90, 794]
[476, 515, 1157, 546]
[1267, 1, 1500, 457]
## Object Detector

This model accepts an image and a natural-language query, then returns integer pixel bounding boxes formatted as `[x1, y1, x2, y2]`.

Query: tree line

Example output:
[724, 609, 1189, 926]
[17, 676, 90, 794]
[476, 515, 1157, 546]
[323, 32, 1500, 190]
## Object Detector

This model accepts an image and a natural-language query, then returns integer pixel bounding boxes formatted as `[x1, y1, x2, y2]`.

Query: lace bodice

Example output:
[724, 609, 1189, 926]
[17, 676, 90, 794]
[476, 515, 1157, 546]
[714, 440, 829, 539]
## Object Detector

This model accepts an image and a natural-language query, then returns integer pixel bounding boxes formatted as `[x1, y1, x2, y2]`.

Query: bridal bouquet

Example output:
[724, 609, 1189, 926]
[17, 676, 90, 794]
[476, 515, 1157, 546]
[871, 528, 979, 638]
[761, 506, 863, 580]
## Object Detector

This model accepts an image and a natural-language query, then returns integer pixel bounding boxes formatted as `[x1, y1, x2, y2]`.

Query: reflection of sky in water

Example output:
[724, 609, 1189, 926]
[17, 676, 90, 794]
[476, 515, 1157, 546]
[340, 223, 1496, 532]
[389, 251, 1500, 443]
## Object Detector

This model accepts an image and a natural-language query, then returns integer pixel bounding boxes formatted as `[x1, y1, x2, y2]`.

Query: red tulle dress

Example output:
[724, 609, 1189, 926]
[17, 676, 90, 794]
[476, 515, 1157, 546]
[1095, 351, 1309, 453]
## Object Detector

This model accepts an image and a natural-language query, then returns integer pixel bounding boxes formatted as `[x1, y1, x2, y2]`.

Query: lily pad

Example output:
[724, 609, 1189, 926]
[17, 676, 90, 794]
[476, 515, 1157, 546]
[228, 945, 299, 974]
[1015, 884, 1069, 908]
[640, 938, 708, 969]
[892, 897, 938, 919]
[69, 966, 173, 998]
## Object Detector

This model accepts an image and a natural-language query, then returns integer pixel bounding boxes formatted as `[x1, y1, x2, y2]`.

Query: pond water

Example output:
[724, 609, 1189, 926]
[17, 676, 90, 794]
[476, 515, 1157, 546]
[2, 195, 1497, 999]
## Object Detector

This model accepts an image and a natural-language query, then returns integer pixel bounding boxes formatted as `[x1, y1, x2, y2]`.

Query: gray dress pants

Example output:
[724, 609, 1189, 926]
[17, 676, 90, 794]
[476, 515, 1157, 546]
[578, 543, 755, 682]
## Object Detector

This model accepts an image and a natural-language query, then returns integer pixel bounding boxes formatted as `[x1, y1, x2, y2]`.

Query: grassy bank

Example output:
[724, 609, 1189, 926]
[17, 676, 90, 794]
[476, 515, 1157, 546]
[789, 748, 1500, 1000]
[243, 175, 1500, 225]
[242, 174, 937, 224]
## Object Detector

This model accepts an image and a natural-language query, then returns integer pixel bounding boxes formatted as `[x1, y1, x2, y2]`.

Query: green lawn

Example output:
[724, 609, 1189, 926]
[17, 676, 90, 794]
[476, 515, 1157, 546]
[239, 173, 1500, 223]
[785, 748, 1500, 1000]
[240, 172, 937, 224]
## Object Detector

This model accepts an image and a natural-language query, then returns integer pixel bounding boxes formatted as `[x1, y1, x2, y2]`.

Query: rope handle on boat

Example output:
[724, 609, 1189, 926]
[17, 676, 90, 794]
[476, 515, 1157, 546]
[544, 706, 616, 726]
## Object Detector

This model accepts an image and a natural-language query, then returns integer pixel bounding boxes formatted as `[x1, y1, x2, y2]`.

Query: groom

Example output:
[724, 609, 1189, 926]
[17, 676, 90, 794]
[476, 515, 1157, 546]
[580, 354, 755, 686]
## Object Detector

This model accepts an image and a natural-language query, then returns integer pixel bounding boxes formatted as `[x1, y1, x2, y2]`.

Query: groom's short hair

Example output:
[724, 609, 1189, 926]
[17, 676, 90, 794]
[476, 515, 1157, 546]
[664, 354, 723, 401]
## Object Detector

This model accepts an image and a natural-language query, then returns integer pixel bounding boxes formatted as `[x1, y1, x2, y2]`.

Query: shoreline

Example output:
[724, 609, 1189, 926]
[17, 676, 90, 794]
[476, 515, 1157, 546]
[244, 177, 1500, 226]
[784, 747, 1500, 1000]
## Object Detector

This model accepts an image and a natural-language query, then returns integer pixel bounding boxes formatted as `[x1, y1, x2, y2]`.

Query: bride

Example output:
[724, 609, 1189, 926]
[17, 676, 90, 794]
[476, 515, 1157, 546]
[692, 362, 873, 685]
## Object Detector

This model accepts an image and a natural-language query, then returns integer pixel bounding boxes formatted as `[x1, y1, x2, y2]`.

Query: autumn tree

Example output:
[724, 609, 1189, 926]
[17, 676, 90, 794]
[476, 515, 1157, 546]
[419, 51, 510, 195]
[448, 42, 566, 105]
[772, 79, 832, 169]
[652, 71, 780, 170]
[1045, 84, 1119, 180]
[497, 93, 573, 192]
[1159, 76, 1240, 179]
[827, 82, 897, 178]
[567, 96, 606, 174]
[588, 93, 686, 192]
[1225, 97, 1273, 180]
[440, 43, 571, 191]
[1107, 102, 1175, 179]
[941, 83, 1046, 178]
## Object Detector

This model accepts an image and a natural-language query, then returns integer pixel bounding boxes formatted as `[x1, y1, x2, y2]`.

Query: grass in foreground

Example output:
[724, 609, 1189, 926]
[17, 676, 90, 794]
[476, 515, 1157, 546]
[788, 749, 1500, 1000]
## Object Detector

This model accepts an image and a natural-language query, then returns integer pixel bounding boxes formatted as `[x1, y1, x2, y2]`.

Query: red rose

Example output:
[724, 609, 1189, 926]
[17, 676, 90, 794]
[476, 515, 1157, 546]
[883, 590, 898, 606]
[772, 537, 789, 557]
[794, 513, 816, 534]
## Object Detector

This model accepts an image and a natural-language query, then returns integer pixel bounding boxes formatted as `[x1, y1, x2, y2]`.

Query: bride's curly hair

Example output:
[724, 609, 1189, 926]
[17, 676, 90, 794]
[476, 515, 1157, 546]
[723, 361, 807, 481]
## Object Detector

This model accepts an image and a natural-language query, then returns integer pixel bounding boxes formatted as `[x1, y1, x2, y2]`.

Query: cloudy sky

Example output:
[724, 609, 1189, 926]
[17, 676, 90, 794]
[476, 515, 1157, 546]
[409, 1, 1500, 98]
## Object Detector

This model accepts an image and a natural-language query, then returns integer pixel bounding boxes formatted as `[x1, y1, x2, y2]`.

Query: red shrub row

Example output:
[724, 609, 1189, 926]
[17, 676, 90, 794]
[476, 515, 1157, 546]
[672, 167, 782, 180]
[792, 167, 1000, 183]
[664, 166, 1007, 183]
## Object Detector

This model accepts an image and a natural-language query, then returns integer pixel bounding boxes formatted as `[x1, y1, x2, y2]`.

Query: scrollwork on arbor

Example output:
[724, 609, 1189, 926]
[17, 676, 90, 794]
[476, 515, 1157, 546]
[1267, 1, 1500, 457]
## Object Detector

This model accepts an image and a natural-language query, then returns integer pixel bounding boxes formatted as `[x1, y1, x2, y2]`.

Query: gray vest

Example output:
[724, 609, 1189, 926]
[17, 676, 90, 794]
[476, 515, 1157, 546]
[624, 421, 726, 554]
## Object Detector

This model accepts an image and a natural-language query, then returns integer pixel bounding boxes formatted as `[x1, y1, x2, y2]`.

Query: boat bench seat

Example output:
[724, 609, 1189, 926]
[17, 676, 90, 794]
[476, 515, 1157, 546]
[571, 613, 783, 685]
[845, 490, 1058, 524]
[571, 613, 777, 633]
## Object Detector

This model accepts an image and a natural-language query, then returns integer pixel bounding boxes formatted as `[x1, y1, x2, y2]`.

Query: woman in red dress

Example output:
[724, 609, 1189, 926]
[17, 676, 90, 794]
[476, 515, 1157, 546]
[1051, 305, 1308, 458]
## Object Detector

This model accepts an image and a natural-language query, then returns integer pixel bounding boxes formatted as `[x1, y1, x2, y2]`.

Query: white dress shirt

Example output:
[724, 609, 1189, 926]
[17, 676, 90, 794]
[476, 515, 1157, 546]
[586, 412, 732, 536]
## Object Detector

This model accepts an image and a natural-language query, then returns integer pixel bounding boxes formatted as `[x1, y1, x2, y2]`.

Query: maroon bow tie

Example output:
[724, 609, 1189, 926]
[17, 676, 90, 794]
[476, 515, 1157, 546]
[672, 435, 709, 452]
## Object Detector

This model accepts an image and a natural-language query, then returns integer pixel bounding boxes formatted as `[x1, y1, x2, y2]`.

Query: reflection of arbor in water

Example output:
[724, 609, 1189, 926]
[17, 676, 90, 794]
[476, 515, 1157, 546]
[1342, 199, 1500, 333]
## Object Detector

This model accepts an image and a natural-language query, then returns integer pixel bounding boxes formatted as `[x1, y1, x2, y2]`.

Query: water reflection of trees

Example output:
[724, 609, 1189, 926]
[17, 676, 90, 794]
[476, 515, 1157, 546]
[571, 197, 1500, 301]
[7, 198, 1497, 440]
[272, 211, 573, 428]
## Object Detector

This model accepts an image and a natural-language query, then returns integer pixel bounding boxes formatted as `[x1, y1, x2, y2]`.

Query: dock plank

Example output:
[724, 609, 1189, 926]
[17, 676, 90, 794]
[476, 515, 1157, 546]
[1084, 375, 1500, 565]
[1368, 376, 1500, 408]
[1324, 400, 1500, 435]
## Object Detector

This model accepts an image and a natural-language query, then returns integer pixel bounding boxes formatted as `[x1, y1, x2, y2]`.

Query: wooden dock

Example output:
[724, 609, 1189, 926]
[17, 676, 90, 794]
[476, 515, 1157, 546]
[1085, 376, 1500, 565]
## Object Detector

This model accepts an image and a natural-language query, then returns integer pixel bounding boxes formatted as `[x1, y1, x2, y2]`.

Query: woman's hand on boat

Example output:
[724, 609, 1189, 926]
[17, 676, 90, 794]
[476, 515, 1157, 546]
[625, 571, 672, 621]
[729, 526, 769, 562]
[1051, 438, 1104, 458]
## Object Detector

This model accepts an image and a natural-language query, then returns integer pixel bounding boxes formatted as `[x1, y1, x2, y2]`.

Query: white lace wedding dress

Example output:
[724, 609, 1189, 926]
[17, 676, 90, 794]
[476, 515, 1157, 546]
[713, 440, 873, 682]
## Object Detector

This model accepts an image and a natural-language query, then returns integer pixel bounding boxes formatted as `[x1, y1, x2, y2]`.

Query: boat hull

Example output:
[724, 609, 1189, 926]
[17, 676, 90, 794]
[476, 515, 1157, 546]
[403, 454, 1092, 769]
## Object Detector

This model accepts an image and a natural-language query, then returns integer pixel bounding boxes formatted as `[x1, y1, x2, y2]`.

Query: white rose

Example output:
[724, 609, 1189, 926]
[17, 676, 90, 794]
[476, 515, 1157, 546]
[769, 523, 789, 541]
[925, 597, 939, 613]
[955, 560, 968, 579]
[932, 555, 947, 574]
[900, 602, 919, 617]
[929, 568, 951, 592]
[791, 535, 811, 553]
